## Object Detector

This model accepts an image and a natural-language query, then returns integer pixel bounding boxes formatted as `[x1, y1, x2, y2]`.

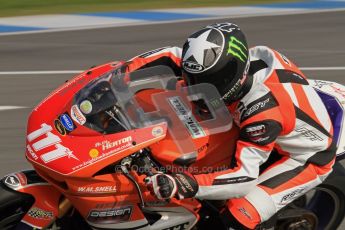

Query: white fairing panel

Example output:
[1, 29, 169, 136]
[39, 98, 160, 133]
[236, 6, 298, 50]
[309, 79, 345, 157]
[146, 206, 198, 230]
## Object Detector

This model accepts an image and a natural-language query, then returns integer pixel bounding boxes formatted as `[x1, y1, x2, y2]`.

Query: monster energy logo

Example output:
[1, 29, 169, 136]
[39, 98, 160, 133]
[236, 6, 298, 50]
[227, 36, 247, 63]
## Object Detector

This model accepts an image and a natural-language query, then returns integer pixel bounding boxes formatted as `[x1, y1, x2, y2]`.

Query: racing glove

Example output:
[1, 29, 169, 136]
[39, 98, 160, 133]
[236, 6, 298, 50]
[145, 172, 198, 200]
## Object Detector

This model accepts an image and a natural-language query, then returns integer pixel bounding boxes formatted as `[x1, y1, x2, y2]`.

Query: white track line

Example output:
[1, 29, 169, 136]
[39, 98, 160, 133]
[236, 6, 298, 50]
[0, 67, 344, 75]
[300, 67, 345, 71]
[0, 106, 28, 111]
[0, 66, 344, 111]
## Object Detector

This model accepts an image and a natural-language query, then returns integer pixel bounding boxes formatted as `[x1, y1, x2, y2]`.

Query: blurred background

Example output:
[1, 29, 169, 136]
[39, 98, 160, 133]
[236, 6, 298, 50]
[0, 0, 300, 16]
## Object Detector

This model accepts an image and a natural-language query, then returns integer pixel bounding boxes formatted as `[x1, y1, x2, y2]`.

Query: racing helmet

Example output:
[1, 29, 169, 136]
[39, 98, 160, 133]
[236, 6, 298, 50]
[181, 22, 250, 104]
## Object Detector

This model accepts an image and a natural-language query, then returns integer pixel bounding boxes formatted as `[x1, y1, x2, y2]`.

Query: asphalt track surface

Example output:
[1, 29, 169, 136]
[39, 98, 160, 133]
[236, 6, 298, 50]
[0, 11, 344, 176]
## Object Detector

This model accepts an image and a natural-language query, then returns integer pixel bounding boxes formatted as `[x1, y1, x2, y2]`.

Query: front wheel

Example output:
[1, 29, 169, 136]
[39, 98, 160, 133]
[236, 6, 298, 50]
[0, 180, 90, 230]
[0, 181, 34, 230]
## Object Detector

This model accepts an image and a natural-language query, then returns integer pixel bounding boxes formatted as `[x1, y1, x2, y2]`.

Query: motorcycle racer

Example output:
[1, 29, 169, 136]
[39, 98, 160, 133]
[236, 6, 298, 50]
[120, 23, 336, 229]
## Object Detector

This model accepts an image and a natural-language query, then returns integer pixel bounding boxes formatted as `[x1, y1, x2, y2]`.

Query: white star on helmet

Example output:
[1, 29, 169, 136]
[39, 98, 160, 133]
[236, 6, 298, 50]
[183, 29, 220, 66]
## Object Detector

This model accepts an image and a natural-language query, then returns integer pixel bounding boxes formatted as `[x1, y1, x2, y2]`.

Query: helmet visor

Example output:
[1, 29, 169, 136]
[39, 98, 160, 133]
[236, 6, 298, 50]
[182, 60, 238, 97]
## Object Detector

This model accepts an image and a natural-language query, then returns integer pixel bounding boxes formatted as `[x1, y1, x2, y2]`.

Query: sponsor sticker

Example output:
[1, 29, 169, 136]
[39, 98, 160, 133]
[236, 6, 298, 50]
[27, 123, 79, 163]
[244, 124, 271, 144]
[89, 148, 99, 158]
[295, 127, 323, 141]
[28, 207, 54, 220]
[168, 96, 206, 139]
[17, 173, 27, 186]
[152, 126, 164, 137]
[80, 100, 93, 115]
[71, 105, 86, 125]
[238, 207, 252, 220]
[27, 144, 38, 160]
[246, 124, 266, 137]
[313, 80, 332, 89]
[4, 173, 28, 190]
[227, 36, 248, 63]
[59, 113, 75, 131]
[95, 136, 132, 151]
[222, 78, 242, 100]
[182, 61, 205, 73]
[280, 188, 305, 205]
[174, 174, 195, 195]
[87, 205, 132, 224]
[243, 98, 270, 119]
[78, 186, 117, 193]
[54, 119, 66, 136]
[72, 141, 132, 171]
[4, 174, 21, 188]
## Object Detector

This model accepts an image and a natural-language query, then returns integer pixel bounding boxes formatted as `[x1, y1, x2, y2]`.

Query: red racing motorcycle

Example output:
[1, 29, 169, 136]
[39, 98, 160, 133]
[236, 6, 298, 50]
[1, 63, 345, 230]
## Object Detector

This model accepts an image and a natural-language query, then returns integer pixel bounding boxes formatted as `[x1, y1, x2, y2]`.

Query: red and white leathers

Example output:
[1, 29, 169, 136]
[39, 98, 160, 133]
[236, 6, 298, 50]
[125, 46, 335, 229]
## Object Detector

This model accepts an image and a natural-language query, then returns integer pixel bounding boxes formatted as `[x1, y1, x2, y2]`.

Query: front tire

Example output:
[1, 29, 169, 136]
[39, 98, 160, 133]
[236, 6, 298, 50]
[0, 181, 34, 230]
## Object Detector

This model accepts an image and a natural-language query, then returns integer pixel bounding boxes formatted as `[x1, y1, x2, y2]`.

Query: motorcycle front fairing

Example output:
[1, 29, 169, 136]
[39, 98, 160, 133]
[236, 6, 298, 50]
[20, 64, 236, 230]
[25, 65, 171, 178]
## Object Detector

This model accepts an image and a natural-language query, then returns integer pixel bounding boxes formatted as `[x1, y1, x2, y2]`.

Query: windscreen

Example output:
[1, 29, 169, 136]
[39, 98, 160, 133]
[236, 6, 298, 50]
[74, 65, 233, 156]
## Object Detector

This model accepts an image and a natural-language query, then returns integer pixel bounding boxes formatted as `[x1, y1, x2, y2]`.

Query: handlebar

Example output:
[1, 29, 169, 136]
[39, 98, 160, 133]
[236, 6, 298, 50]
[119, 149, 159, 209]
